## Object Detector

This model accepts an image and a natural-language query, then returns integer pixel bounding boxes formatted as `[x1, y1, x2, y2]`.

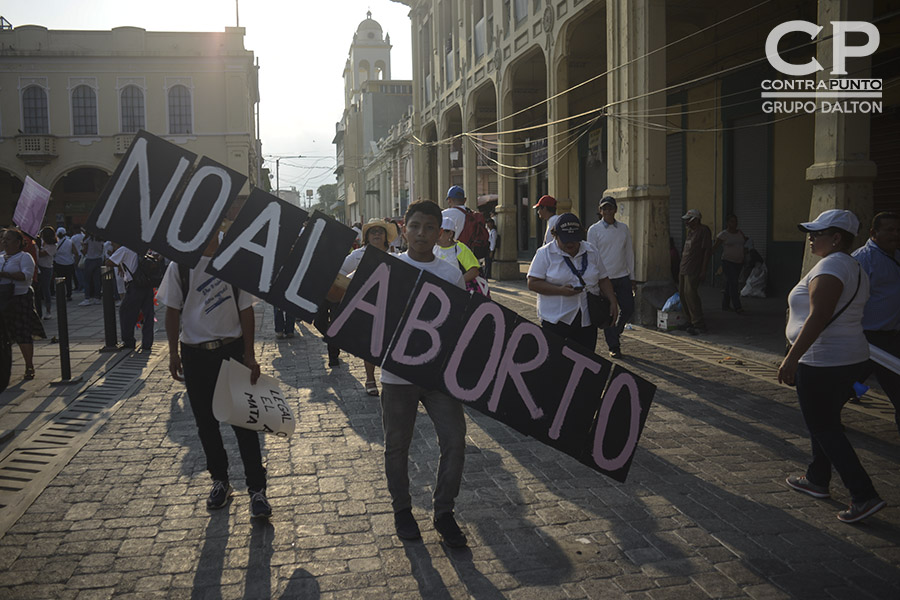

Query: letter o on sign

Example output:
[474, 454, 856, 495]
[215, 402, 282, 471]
[592, 373, 641, 471]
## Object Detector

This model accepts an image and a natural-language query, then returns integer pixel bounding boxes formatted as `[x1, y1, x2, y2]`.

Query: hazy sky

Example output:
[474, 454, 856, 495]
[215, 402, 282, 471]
[3, 0, 413, 192]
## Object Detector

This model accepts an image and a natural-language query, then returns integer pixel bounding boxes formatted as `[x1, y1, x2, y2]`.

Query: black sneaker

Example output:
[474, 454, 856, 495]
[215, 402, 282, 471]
[433, 512, 467, 548]
[207, 480, 233, 509]
[393, 508, 421, 540]
[785, 475, 830, 499]
[686, 326, 698, 336]
[837, 497, 886, 524]
[609, 349, 622, 359]
[249, 489, 272, 519]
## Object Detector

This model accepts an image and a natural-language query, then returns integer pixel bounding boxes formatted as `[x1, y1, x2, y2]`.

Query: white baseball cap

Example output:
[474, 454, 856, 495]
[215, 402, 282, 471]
[798, 209, 859, 235]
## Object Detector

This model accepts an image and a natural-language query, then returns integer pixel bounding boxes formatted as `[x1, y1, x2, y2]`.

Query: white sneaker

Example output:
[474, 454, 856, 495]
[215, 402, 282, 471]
[91, 298, 102, 305]
[78, 299, 92, 306]
[43, 314, 52, 320]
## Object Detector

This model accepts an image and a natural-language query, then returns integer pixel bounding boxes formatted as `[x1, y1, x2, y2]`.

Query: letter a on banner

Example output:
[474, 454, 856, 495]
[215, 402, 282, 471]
[85, 130, 196, 253]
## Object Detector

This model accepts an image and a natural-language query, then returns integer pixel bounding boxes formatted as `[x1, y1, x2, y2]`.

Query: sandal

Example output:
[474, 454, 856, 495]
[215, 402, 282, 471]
[24, 366, 35, 380]
[365, 380, 379, 396]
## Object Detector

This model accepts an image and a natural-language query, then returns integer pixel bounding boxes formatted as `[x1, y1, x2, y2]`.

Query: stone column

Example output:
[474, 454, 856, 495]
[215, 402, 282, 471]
[547, 49, 573, 214]
[802, 0, 876, 275]
[494, 77, 523, 279]
[437, 122, 451, 205]
[604, 0, 671, 324]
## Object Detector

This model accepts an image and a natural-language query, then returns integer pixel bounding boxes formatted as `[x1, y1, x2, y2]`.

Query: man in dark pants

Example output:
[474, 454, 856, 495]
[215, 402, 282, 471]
[107, 245, 154, 351]
[679, 209, 712, 335]
[852, 211, 900, 434]
[157, 234, 271, 519]
[587, 196, 635, 358]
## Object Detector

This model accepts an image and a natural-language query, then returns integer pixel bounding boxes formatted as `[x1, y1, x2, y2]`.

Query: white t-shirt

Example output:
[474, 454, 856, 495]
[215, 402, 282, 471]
[586, 219, 634, 280]
[108, 246, 139, 282]
[340, 246, 367, 276]
[0, 251, 36, 295]
[70, 233, 84, 259]
[544, 214, 560, 246]
[37, 242, 57, 269]
[381, 253, 466, 386]
[488, 228, 498, 252]
[441, 206, 467, 239]
[84, 238, 104, 260]
[786, 252, 869, 367]
[156, 257, 258, 345]
[527, 240, 608, 326]
[54, 237, 76, 266]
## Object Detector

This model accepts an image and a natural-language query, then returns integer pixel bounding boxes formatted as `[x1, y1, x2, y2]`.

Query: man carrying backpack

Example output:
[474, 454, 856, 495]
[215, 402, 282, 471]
[441, 186, 490, 262]
[108, 245, 155, 351]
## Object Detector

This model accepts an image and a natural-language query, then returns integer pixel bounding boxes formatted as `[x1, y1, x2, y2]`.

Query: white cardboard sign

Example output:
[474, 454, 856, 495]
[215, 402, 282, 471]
[212, 359, 295, 437]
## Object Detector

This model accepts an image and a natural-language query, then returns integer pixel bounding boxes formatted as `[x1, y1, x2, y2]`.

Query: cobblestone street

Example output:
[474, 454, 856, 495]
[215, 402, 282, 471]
[0, 285, 898, 599]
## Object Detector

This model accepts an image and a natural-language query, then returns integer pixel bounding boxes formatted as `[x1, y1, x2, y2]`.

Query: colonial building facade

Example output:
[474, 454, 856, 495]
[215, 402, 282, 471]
[397, 0, 899, 320]
[0, 25, 260, 230]
[335, 12, 414, 223]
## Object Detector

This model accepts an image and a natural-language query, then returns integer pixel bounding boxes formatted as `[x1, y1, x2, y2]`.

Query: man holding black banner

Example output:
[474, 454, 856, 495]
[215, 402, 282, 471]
[380, 200, 469, 548]
[157, 234, 271, 519]
[108, 245, 155, 352]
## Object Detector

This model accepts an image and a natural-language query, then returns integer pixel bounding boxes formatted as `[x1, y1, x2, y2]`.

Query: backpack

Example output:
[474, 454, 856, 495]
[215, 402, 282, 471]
[453, 206, 490, 260]
[130, 252, 167, 288]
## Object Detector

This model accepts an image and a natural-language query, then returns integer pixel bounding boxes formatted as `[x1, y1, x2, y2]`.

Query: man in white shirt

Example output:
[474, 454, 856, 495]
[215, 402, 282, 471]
[70, 227, 85, 294]
[441, 185, 467, 239]
[108, 245, 154, 351]
[380, 200, 469, 548]
[53, 227, 78, 300]
[587, 197, 635, 358]
[534, 195, 559, 246]
[156, 233, 270, 519]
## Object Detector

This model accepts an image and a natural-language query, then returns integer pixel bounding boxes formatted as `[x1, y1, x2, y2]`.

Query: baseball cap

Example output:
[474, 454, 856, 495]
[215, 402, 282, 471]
[599, 196, 617, 209]
[441, 217, 456, 231]
[798, 209, 859, 235]
[447, 185, 465, 200]
[681, 209, 701, 221]
[533, 195, 557, 209]
[56, 227, 67, 236]
[553, 213, 585, 243]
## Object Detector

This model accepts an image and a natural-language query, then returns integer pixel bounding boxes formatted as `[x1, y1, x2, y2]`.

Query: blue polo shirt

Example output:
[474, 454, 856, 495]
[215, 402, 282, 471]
[852, 239, 900, 332]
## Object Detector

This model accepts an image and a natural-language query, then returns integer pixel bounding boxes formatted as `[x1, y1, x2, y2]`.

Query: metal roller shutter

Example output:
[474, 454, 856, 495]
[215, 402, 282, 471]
[732, 115, 769, 260]
[667, 133, 685, 249]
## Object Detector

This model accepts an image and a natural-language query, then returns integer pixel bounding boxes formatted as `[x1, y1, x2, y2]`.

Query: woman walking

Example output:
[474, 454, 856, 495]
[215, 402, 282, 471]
[0, 229, 46, 379]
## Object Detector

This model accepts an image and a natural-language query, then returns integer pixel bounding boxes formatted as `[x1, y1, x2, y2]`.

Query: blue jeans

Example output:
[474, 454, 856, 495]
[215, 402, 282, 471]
[796, 361, 878, 503]
[380, 384, 466, 516]
[84, 257, 103, 300]
[722, 260, 742, 311]
[603, 276, 635, 353]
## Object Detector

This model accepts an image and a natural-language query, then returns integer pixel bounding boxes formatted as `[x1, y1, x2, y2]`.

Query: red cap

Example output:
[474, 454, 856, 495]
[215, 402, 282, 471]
[533, 195, 556, 209]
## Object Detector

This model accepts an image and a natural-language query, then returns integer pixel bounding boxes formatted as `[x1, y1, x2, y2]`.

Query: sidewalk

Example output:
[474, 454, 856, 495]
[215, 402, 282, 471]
[0, 290, 897, 599]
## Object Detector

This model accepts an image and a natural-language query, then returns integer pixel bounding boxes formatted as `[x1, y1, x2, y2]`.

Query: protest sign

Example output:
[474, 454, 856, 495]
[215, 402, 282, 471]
[13, 176, 51, 238]
[85, 130, 657, 482]
[206, 188, 309, 304]
[85, 130, 197, 254]
[267, 211, 360, 322]
[212, 359, 295, 437]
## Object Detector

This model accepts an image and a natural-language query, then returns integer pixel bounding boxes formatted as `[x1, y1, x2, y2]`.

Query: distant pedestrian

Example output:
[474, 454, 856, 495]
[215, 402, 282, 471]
[379, 200, 469, 547]
[70, 226, 85, 294]
[779, 209, 885, 524]
[36, 227, 56, 319]
[485, 218, 498, 279]
[712, 214, 747, 314]
[53, 227, 76, 300]
[79, 234, 105, 306]
[441, 186, 468, 240]
[108, 245, 154, 351]
[587, 196, 635, 358]
[0, 229, 46, 380]
[679, 209, 712, 334]
[533, 195, 558, 246]
[852, 211, 900, 434]
[157, 233, 271, 519]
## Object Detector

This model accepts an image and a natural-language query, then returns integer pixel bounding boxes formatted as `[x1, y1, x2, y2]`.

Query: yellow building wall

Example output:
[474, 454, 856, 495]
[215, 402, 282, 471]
[684, 83, 722, 227]
[772, 114, 815, 242]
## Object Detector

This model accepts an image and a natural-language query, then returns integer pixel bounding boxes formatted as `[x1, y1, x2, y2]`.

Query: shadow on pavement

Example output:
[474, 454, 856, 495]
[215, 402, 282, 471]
[244, 520, 275, 600]
[192, 509, 231, 599]
[278, 568, 320, 599]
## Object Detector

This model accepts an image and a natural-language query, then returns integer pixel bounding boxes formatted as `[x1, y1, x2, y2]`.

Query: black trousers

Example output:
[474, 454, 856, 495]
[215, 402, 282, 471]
[53, 263, 75, 299]
[119, 282, 155, 348]
[541, 311, 597, 352]
[181, 338, 266, 491]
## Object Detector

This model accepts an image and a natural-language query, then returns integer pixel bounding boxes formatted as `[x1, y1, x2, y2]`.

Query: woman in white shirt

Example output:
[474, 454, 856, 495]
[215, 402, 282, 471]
[779, 209, 885, 524]
[527, 213, 618, 351]
[0, 229, 46, 379]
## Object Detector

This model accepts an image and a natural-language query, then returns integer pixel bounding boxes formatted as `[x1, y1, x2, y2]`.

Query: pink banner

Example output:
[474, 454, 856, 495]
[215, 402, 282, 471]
[13, 176, 51, 238]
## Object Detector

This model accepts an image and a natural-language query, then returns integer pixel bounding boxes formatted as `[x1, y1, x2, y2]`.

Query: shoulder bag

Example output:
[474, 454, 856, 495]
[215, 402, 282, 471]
[562, 253, 612, 329]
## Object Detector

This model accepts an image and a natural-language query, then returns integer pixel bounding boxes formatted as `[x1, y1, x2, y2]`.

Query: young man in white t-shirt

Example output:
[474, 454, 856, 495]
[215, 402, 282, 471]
[380, 200, 469, 548]
[156, 234, 270, 519]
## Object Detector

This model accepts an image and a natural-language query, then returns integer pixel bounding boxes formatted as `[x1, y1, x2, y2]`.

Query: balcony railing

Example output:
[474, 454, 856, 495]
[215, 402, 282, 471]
[15, 135, 57, 166]
[114, 134, 135, 156]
